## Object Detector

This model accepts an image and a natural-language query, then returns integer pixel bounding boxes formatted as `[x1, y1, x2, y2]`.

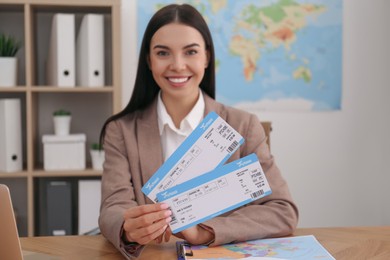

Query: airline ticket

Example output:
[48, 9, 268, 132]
[156, 153, 272, 234]
[142, 111, 244, 202]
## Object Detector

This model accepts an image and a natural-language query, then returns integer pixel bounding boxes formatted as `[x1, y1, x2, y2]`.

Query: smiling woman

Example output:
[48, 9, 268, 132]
[98, 4, 298, 260]
[148, 23, 209, 127]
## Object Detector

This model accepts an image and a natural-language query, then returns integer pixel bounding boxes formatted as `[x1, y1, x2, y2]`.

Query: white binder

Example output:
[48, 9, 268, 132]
[46, 13, 76, 87]
[0, 99, 23, 172]
[76, 14, 105, 87]
[78, 179, 101, 235]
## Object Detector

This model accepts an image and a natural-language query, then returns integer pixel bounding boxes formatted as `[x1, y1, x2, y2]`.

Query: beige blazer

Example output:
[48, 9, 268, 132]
[99, 93, 299, 257]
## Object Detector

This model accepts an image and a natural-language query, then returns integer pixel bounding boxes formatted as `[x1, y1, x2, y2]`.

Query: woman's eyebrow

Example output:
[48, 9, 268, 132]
[153, 44, 169, 50]
[183, 43, 200, 49]
[152, 43, 201, 50]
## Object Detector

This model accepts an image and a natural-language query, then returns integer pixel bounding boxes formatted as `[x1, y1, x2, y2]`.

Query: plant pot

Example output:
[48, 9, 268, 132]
[53, 115, 71, 136]
[0, 57, 18, 87]
[90, 149, 105, 170]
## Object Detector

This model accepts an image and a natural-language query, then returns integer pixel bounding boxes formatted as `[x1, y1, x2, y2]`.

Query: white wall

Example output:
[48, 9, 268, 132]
[121, 0, 390, 227]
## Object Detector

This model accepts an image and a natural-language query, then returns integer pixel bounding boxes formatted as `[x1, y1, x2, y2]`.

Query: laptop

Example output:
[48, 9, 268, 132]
[0, 184, 59, 260]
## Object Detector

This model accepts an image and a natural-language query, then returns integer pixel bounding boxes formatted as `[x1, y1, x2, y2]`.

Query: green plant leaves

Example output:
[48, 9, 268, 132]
[53, 109, 71, 116]
[0, 33, 21, 57]
[91, 143, 103, 150]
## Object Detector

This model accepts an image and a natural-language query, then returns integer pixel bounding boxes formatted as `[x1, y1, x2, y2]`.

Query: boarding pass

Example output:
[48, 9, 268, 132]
[142, 111, 244, 202]
[156, 153, 272, 233]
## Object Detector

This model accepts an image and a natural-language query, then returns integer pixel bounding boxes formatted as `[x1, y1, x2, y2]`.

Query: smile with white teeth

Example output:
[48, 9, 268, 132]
[168, 77, 190, 83]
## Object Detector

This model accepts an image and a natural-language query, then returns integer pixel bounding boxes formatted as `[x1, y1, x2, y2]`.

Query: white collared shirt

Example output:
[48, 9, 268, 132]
[157, 91, 205, 162]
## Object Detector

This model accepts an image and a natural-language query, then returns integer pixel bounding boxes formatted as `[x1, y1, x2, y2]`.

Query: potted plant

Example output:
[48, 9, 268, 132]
[53, 109, 71, 136]
[0, 33, 21, 87]
[90, 143, 104, 171]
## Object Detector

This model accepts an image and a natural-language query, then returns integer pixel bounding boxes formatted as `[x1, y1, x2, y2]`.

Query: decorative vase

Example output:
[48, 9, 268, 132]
[53, 115, 71, 136]
[0, 57, 18, 87]
[90, 149, 105, 170]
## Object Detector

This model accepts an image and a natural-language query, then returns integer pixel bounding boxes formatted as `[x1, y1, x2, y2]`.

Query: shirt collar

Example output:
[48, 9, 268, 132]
[157, 90, 205, 136]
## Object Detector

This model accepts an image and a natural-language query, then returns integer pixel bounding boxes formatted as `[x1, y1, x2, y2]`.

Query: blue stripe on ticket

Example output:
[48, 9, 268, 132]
[156, 153, 259, 201]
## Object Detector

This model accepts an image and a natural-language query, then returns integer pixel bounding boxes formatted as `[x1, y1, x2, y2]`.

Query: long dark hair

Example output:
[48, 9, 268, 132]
[100, 4, 216, 144]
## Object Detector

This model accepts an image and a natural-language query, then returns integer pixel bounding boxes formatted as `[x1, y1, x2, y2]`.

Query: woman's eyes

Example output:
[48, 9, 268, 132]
[156, 51, 169, 56]
[155, 49, 198, 57]
[186, 49, 198, 55]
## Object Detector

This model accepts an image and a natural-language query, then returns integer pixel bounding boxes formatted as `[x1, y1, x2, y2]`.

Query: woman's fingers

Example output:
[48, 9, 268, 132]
[164, 227, 172, 242]
[131, 222, 169, 245]
[123, 208, 171, 231]
[129, 216, 171, 239]
[122, 203, 172, 245]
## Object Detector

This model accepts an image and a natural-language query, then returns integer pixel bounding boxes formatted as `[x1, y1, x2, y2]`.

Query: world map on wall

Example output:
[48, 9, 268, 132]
[137, 0, 342, 111]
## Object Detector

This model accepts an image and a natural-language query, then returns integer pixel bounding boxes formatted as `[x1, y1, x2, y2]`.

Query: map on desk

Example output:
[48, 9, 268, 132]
[186, 235, 335, 260]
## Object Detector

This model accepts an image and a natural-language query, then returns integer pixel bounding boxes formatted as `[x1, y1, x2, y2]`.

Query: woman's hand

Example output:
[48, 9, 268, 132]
[122, 203, 172, 245]
[174, 225, 215, 245]
[154, 226, 172, 244]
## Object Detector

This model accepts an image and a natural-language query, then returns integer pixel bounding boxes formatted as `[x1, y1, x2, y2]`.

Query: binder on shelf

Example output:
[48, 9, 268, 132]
[76, 14, 105, 87]
[0, 99, 23, 172]
[78, 179, 101, 235]
[37, 180, 74, 236]
[46, 13, 76, 87]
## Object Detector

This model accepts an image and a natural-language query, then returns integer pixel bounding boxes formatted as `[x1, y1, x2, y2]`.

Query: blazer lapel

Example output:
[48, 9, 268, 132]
[137, 99, 164, 186]
[203, 92, 227, 119]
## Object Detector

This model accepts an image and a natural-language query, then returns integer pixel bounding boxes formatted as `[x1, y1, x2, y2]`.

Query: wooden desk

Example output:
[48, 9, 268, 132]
[21, 235, 122, 260]
[20, 226, 390, 259]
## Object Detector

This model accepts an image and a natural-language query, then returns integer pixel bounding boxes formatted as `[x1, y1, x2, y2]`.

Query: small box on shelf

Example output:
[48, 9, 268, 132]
[42, 134, 86, 171]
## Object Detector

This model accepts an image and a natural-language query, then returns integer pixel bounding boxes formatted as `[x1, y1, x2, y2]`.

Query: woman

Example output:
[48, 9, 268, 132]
[99, 4, 298, 259]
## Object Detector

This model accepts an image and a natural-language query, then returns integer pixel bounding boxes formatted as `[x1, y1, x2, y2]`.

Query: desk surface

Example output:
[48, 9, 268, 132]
[20, 226, 390, 259]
